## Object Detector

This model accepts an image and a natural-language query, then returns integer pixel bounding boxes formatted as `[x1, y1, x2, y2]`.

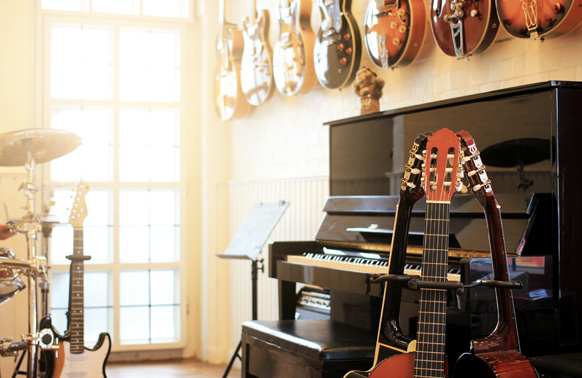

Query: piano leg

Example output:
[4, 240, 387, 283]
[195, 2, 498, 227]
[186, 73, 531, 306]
[279, 280, 297, 320]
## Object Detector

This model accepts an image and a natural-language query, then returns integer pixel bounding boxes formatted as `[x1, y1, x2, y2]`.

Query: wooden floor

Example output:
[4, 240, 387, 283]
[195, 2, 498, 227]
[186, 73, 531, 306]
[106, 358, 240, 377]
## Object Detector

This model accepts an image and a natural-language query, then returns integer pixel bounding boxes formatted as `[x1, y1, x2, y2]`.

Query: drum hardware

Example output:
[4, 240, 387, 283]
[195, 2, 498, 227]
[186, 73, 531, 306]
[0, 129, 81, 378]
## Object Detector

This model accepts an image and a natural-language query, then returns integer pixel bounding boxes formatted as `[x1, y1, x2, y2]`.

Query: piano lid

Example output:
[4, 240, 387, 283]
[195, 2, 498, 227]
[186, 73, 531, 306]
[315, 193, 549, 254]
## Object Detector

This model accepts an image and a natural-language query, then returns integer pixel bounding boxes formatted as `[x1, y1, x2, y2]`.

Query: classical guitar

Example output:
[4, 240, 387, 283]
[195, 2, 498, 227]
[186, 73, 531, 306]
[360, 128, 462, 378]
[430, 0, 499, 58]
[496, 0, 582, 39]
[51, 183, 111, 378]
[454, 131, 538, 378]
[314, 0, 362, 90]
[240, 0, 275, 106]
[344, 133, 431, 378]
[273, 0, 317, 96]
[364, 0, 426, 69]
[214, 0, 250, 121]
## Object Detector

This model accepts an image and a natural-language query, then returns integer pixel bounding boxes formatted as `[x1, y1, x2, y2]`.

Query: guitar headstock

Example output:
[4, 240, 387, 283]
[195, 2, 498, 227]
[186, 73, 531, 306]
[69, 182, 90, 228]
[401, 131, 431, 202]
[458, 130, 494, 198]
[422, 128, 462, 202]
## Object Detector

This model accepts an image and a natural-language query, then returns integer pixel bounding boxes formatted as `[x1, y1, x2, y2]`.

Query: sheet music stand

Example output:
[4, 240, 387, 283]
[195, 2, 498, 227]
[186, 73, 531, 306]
[217, 201, 290, 378]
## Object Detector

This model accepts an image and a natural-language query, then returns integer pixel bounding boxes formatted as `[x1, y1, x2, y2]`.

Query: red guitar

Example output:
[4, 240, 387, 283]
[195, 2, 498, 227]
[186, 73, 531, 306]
[496, 0, 582, 39]
[364, 0, 426, 69]
[430, 0, 499, 58]
[454, 131, 538, 378]
[366, 128, 462, 378]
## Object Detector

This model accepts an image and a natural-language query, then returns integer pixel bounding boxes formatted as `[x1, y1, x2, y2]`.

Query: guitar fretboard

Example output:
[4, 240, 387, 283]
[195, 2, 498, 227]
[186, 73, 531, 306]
[69, 227, 85, 354]
[415, 201, 449, 378]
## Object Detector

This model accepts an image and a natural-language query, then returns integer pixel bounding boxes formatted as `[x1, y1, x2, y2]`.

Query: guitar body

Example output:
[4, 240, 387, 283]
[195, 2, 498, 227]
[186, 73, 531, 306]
[496, 0, 582, 39]
[241, 9, 275, 106]
[430, 0, 498, 57]
[214, 26, 250, 121]
[273, 0, 317, 96]
[364, 0, 426, 69]
[314, 0, 362, 89]
[366, 353, 449, 378]
[52, 333, 111, 378]
[455, 351, 537, 378]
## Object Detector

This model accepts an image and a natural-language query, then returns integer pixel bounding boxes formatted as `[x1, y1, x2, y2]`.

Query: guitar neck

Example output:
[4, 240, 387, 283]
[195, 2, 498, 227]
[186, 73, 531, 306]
[68, 227, 85, 354]
[415, 201, 449, 378]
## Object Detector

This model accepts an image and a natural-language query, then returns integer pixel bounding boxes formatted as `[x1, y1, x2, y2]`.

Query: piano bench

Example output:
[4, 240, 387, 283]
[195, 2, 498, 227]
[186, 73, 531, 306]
[241, 319, 376, 378]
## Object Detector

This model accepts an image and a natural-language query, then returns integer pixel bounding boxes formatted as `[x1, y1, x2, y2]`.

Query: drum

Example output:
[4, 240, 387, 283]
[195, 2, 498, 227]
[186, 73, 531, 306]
[0, 248, 25, 305]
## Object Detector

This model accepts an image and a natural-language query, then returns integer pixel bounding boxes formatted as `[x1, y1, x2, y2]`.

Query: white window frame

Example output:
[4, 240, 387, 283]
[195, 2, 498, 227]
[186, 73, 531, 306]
[38, 6, 190, 352]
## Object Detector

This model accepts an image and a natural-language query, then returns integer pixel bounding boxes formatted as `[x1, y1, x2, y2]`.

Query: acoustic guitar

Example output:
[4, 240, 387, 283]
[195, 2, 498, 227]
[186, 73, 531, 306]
[273, 0, 317, 96]
[364, 0, 426, 69]
[496, 0, 582, 39]
[344, 133, 431, 378]
[51, 183, 111, 378]
[454, 131, 539, 378]
[314, 0, 362, 90]
[214, 0, 250, 121]
[240, 0, 275, 106]
[430, 0, 499, 58]
[359, 128, 462, 378]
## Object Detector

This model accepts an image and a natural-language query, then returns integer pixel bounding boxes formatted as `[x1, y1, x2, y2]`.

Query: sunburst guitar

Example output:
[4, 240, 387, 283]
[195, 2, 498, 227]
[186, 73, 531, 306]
[314, 0, 362, 90]
[430, 0, 499, 58]
[273, 0, 317, 96]
[364, 0, 426, 70]
[240, 0, 275, 106]
[496, 0, 582, 39]
[51, 183, 111, 378]
[214, 0, 250, 120]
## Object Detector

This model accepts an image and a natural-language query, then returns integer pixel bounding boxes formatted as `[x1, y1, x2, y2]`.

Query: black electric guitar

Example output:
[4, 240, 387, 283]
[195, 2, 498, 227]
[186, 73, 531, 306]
[345, 132, 431, 378]
[273, 0, 317, 96]
[314, 0, 362, 90]
[454, 131, 538, 378]
[214, 0, 250, 120]
[363, 128, 462, 378]
[364, 0, 426, 69]
[240, 0, 275, 106]
[51, 183, 111, 378]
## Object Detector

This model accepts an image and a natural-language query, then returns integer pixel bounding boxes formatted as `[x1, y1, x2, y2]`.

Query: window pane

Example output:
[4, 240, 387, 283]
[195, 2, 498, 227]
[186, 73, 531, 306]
[120, 271, 149, 306]
[143, 0, 189, 18]
[120, 306, 149, 344]
[150, 270, 177, 305]
[151, 306, 179, 342]
[85, 308, 113, 346]
[42, 0, 87, 11]
[85, 272, 110, 307]
[120, 226, 150, 262]
[150, 226, 178, 262]
[92, 0, 139, 14]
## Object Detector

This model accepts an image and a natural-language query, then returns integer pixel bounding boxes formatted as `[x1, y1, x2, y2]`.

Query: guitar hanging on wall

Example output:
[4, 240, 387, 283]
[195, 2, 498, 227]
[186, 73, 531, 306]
[496, 0, 582, 39]
[363, 0, 426, 70]
[214, 0, 250, 121]
[240, 0, 275, 106]
[273, 0, 317, 96]
[430, 0, 499, 58]
[51, 183, 111, 378]
[314, 0, 362, 90]
[454, 131, 538, 378]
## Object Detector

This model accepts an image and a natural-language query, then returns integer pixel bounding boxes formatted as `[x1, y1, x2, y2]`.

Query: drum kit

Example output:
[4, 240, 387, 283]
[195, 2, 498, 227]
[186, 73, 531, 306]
[0, 129, 81, 378]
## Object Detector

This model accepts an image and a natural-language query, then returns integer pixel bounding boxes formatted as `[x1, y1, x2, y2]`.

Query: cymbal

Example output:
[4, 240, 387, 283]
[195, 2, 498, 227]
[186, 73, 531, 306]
[0, 129, 81, 166]
[480, 138, 552, 168]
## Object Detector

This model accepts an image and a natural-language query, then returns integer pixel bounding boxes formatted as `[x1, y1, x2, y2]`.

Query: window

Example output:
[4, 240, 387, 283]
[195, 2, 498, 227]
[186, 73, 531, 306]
[41, 1, 188, 351]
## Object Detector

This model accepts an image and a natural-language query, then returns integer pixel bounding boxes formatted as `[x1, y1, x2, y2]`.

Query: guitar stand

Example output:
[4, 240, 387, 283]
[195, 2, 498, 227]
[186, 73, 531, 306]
[222, 259, 264, 378]
[370, 273, 523, 295]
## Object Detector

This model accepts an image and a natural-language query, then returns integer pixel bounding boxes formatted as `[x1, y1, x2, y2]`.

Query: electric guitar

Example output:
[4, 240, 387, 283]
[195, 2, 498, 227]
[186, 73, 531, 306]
[214, 0, 250, 120]
[240, 0, 275, 106]
[364, 0, 426, 70]
[51, 183, 111, 378]
[344, 132, 431, 378]
[496, 0, 582, 39]
[273, 0, 317, 96]
[454, 131, 538, 378]
[365, 128, 462, 378]
[430, 0, 499, 58]
[314, 0, 362, 90]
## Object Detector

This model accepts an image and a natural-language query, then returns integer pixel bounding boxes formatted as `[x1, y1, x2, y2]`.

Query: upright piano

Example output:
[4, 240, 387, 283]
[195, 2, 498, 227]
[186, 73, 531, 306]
[269, 81, 582, 364]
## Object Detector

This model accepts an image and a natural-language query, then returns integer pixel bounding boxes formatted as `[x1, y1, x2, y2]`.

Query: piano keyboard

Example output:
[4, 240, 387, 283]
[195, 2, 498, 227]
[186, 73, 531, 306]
[287, 252, 461, 282]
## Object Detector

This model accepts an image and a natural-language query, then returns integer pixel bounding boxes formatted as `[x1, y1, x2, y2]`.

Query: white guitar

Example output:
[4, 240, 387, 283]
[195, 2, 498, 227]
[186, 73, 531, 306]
[51, 182, 111, 378]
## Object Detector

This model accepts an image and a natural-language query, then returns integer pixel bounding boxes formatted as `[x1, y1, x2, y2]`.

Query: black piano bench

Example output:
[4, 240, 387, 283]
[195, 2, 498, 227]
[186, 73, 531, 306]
[241, 319, 376, 378]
